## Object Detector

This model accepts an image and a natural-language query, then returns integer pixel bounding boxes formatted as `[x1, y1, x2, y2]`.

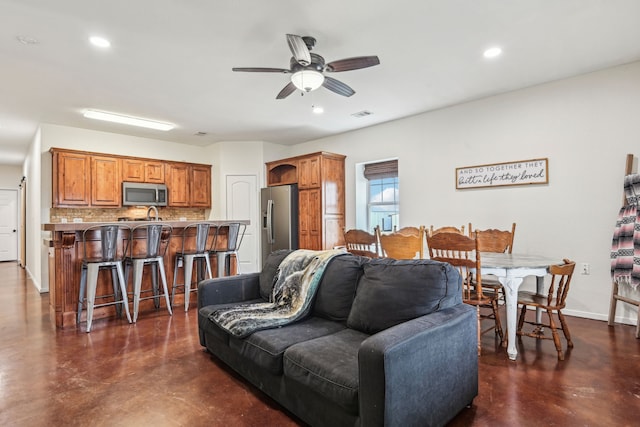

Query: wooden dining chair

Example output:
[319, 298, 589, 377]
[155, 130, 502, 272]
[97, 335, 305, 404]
[516, 259, 576, 361]
[468, 223, 516, 253]
[426, 231, 503, 355]
[468, 223, 516, 299]
[343, 228, 380, 258]
[395, 226, 423, 236]
[377, 225, 425, 259]
[428, 224, 466, 236]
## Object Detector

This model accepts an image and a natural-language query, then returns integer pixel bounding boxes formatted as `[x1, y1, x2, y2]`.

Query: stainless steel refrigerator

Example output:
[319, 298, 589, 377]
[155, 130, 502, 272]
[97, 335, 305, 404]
[261, 185, 299, 264]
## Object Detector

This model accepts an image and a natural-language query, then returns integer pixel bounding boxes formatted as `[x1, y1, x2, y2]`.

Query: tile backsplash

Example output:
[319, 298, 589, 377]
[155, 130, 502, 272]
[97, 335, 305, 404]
[49, 207, 206, 223]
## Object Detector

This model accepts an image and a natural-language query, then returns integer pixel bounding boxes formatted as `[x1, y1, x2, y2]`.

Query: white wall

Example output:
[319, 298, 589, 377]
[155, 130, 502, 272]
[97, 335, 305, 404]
[208, 141, 266, 219]
[0, 165, 22, 188]
[283, 60, 640, 325]
[24, 128, 43, 290]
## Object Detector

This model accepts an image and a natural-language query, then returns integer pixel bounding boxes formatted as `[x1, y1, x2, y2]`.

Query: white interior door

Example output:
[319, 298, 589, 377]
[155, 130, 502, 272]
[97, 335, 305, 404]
[0, 189, 18, 262]
[226, 175, 258, 273]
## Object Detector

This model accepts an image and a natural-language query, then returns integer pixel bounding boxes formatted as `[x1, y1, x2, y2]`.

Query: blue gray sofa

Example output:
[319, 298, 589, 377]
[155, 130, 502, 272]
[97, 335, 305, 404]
[198, 250, 478, 427]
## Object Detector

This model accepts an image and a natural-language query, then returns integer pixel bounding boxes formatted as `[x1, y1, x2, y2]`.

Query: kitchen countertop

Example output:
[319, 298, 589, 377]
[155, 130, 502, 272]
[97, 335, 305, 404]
[43, 219, 250, 232]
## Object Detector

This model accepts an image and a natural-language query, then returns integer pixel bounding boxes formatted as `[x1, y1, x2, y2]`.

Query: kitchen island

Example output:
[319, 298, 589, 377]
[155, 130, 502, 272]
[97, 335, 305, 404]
[43, 220, 249, 329]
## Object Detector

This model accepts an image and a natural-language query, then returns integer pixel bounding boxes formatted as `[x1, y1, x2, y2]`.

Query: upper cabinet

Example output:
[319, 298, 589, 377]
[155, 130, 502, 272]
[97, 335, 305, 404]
[165, 162, 190, 207]
[52, 149, 91, 206]
[165, 162, 211, 208]
[91, 155, 121, 206]
[51, 148, 211, 208]
[266, 159, 298, 187]
[190, 164, 212, 207]
[122, 159, 165, 183]
[298, 155, 321, 189]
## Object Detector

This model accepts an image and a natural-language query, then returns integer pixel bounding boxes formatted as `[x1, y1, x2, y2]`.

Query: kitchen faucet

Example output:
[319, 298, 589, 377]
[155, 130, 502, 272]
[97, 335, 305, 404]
[146, 205, 159, 221]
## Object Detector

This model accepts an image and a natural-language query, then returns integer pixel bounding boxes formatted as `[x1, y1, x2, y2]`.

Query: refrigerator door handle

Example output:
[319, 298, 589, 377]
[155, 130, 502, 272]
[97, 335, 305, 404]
[266, 199, 275, 244]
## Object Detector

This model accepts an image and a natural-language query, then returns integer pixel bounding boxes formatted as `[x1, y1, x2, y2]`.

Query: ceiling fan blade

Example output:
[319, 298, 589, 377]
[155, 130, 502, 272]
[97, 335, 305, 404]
[276, 82, 297, 99]
[325, 56, 380, 72]
[232, 67, 290, 73]
[286, 34, 311, 66]
[322, 76, 355, 97]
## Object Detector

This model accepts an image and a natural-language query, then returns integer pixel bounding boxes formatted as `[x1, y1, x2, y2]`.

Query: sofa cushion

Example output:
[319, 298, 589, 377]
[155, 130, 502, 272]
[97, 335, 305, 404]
[199, 300, 264, 345]
[283, 328, 369, 415]
[259, 249, 294, 300]
[347, 258, 461, 334]
[228, 316, 346, 375]
[313, 254, 366, 322]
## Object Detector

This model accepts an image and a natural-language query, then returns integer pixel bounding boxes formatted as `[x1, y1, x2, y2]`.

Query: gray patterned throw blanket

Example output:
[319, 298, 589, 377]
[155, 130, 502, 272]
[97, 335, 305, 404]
[209, 249, 345, 337]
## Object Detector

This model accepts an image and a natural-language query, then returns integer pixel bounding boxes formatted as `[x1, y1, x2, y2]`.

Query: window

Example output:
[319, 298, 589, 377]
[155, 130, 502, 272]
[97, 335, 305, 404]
[364, 160, 399, 232]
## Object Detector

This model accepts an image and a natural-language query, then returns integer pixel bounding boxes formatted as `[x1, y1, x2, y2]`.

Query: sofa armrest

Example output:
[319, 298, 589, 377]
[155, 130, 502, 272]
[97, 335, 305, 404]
[197, 273, 262, 309]
[358, 304, 478, 427]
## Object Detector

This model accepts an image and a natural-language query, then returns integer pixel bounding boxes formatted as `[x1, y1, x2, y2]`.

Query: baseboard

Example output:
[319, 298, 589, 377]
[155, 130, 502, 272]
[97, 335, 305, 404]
[25, 266, 48, 293]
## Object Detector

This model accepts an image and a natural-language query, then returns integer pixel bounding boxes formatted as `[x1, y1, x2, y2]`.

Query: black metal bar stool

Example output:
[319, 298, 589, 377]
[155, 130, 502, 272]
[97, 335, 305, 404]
[124, 223, 173, 322]
[211, 222, 246, 277]
[77, 224, 132, 332]
[171, 222, 214, 311]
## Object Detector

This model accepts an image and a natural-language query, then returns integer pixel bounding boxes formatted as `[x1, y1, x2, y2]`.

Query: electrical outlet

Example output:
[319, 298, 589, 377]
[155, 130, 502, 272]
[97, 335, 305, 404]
[581, 262, 590, 275]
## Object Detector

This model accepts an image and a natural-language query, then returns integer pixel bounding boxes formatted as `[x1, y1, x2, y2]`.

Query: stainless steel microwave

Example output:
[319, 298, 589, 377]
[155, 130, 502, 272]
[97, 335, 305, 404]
[122, 182, 168, 206]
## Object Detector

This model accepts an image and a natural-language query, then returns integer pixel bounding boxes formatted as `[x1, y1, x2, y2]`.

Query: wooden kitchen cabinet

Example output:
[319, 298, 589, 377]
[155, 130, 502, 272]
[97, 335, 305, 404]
[122, 159, 165, 183]
[165, 162, 211, 208]
[298, 155, 320, 189]
[145, 161, 165, 183]
[299, 188, 321, 249]
[166, 162, 190, 207]
[190, 164, 211, 207]
[52, 149, 91, 206]
[51, 148, 211, 208]
[266, 159, 298, 186]
[91, 155, 121, 206]
[266, 152, 345, 250]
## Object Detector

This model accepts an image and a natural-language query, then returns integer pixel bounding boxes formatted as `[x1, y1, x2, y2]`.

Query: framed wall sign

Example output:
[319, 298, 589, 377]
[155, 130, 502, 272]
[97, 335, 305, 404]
[456, 158, 549, 189]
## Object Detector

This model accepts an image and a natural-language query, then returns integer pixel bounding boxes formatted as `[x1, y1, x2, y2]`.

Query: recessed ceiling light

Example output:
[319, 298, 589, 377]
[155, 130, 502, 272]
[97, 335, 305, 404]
[312, 105, 324, 114]
[483, 47, 502, 58]
[89, 36, 111, 48]
[83, 109, 174, 131]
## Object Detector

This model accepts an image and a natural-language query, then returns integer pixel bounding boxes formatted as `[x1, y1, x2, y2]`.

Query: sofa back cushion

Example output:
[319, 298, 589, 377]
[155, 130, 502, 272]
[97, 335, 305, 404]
[313, 254, 367, 322]
[346, 258, 462, 334]
[259, 249, 294, 300]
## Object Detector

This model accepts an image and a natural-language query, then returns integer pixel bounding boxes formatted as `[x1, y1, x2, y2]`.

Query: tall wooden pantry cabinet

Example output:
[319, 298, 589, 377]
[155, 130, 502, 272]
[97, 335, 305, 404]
[266, 152, 345, 250]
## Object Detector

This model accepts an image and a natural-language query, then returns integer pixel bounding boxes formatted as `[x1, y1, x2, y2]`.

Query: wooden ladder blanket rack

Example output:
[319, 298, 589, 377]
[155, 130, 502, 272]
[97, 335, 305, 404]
[609, 153, 640, 338]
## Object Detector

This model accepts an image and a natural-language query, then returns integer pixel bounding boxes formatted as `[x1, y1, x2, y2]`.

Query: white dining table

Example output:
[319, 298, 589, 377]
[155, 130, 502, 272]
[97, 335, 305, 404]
[479, 252, 563, 361]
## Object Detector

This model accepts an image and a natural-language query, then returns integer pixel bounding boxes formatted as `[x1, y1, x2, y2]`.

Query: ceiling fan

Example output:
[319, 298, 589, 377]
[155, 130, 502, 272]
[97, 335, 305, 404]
[232, 34, 380, 99]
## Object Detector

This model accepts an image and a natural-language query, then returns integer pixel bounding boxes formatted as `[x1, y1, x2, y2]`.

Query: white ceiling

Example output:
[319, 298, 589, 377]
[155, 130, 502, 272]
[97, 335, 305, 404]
[2, 0, 640, 166]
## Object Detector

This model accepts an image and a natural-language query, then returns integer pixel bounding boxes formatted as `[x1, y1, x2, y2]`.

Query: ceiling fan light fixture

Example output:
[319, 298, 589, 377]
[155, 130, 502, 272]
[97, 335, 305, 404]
[291, 70, 325, 92]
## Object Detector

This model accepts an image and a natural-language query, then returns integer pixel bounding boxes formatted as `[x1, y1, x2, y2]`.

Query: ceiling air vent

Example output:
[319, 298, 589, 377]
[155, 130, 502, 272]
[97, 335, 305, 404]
[351, 110, 373, 118]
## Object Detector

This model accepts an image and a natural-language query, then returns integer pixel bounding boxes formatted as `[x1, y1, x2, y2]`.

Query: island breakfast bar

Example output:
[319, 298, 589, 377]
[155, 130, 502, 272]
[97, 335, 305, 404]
[43, 220, 249, 329]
